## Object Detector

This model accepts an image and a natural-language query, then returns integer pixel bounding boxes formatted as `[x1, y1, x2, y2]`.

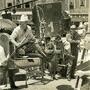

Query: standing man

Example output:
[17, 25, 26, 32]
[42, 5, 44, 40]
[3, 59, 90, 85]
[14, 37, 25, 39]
[66, 25, 81, 78]
[45, 37, 56, 79]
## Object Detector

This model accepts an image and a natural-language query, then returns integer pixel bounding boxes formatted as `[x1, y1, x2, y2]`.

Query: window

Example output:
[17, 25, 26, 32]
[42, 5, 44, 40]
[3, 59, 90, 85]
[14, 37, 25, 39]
[16, 0, 21, 8]
[25, 3, 30, 8]
[7, 3, 12, 7]
[69, 2, 74, 9]
[80, 0, 85, 7]
[17, 5, 21, 8]
[16, 0, 20, 4]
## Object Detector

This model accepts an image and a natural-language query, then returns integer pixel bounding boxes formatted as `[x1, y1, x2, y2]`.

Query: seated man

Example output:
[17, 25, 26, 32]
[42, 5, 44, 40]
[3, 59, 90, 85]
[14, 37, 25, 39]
[10, 14, 46, 58]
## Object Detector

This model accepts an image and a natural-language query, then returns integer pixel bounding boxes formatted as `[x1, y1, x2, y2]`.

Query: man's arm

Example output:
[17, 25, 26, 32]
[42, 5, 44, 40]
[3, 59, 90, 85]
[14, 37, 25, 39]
[66, 34, 72, 43]
[10, 38, 21, 47]
[66, 34, 80, 43]
[27, 26, 36, 40]
[27, 26, 47, 57]
[10, 27, 21, 47]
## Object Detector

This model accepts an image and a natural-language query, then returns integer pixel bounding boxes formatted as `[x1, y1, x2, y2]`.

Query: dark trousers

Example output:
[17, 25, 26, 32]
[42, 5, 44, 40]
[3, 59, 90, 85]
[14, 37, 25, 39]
[8, 69, 16, 87]
[48, 54, 57, 78]
[70, 43, 78, 78]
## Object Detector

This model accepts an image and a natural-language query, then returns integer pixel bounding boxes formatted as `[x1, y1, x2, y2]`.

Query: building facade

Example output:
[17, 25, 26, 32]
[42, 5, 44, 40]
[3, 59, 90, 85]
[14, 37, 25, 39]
[0, 0, 88, 23]
[0, 0, 34, 23]
[0, 0, 64, 23]
[0, 0, 5, 12]
[0, 0, 65, 38]
[66, 0, 89, 23]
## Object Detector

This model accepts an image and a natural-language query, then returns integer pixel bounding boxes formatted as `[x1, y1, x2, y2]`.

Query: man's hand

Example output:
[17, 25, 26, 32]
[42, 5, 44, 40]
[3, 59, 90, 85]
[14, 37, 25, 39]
[75, 70, 85, 77]
[16, 42, 22, 47]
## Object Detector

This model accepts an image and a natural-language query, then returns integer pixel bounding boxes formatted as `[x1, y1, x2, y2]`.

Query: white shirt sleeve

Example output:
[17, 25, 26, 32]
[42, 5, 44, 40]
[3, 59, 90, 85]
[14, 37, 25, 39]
[10, 26, 20, 46]
[10, 26, 19, 40]
[66, 33, 72, 42]
[0, 45, 7, 65]
[27, 25, 35, 40]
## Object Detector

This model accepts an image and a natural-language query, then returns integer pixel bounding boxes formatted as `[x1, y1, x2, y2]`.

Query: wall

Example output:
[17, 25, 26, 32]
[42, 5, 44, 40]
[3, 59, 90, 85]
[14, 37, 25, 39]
[0, 0, 5, 11]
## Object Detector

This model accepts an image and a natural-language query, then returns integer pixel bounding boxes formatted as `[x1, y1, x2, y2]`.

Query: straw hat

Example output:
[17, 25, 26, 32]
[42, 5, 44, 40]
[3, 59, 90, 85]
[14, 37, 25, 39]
[19, 14, 29, 22]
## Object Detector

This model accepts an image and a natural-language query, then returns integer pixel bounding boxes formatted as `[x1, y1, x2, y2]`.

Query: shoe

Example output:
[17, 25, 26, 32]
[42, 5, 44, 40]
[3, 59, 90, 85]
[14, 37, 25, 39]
[66, 75, 71, 81]
[52, 75, 57, 80]
[53, 76, 57, 80]
[11, 86, 19, 89]
[67, 77, 71, 81]
[45, 75, 53, 80]
[71, 76, 75, 79]
[55, 74, 60, 79]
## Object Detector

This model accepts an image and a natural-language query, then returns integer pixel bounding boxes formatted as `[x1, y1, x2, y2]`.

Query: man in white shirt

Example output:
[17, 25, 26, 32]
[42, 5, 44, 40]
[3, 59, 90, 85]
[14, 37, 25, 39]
[10, 14, 36, 56]
[10, 14, 46, 57]
[10, 19, 35, 47]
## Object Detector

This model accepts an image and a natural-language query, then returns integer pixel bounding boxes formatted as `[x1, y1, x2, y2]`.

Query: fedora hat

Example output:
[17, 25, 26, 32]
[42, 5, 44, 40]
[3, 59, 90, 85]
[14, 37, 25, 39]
[19, 14, 29, 22]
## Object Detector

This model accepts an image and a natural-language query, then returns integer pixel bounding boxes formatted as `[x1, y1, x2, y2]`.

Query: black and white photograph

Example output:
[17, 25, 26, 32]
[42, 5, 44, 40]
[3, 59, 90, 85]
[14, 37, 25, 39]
[0, 0, 90, 90]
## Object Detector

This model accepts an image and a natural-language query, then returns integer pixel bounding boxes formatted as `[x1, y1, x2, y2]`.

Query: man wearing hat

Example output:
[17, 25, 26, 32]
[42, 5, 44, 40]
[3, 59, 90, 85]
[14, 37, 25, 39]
[10, 14, 46, 55]
[10, 14, 46, 88]
[66, 24, 81, 78]
[9, 14, 33, 89]
[10, 14, 36, 54]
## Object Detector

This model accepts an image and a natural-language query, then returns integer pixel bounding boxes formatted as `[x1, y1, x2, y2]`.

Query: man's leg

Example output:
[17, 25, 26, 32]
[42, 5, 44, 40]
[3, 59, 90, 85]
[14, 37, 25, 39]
[8, 69, 17, 88]
[70, 44, 78, 78]
[51, 55, 57, 79]
[66, 54, 74, 80]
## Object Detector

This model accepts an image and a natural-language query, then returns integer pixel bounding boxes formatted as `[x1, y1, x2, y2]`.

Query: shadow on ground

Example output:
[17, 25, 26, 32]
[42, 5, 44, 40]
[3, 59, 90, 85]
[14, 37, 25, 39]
[28, 78, 53, 85]
[3, 84, 27, 90]
[56, 85, 74, 90]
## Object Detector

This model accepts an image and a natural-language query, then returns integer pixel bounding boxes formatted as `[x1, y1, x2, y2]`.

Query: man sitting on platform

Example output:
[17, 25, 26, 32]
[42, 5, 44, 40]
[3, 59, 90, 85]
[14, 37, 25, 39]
[10, 14, 46, 58]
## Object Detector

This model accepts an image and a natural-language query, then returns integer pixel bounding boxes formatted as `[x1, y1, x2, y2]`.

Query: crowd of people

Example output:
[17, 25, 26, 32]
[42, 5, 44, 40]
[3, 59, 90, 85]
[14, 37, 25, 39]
[0, 14, 90, 90]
